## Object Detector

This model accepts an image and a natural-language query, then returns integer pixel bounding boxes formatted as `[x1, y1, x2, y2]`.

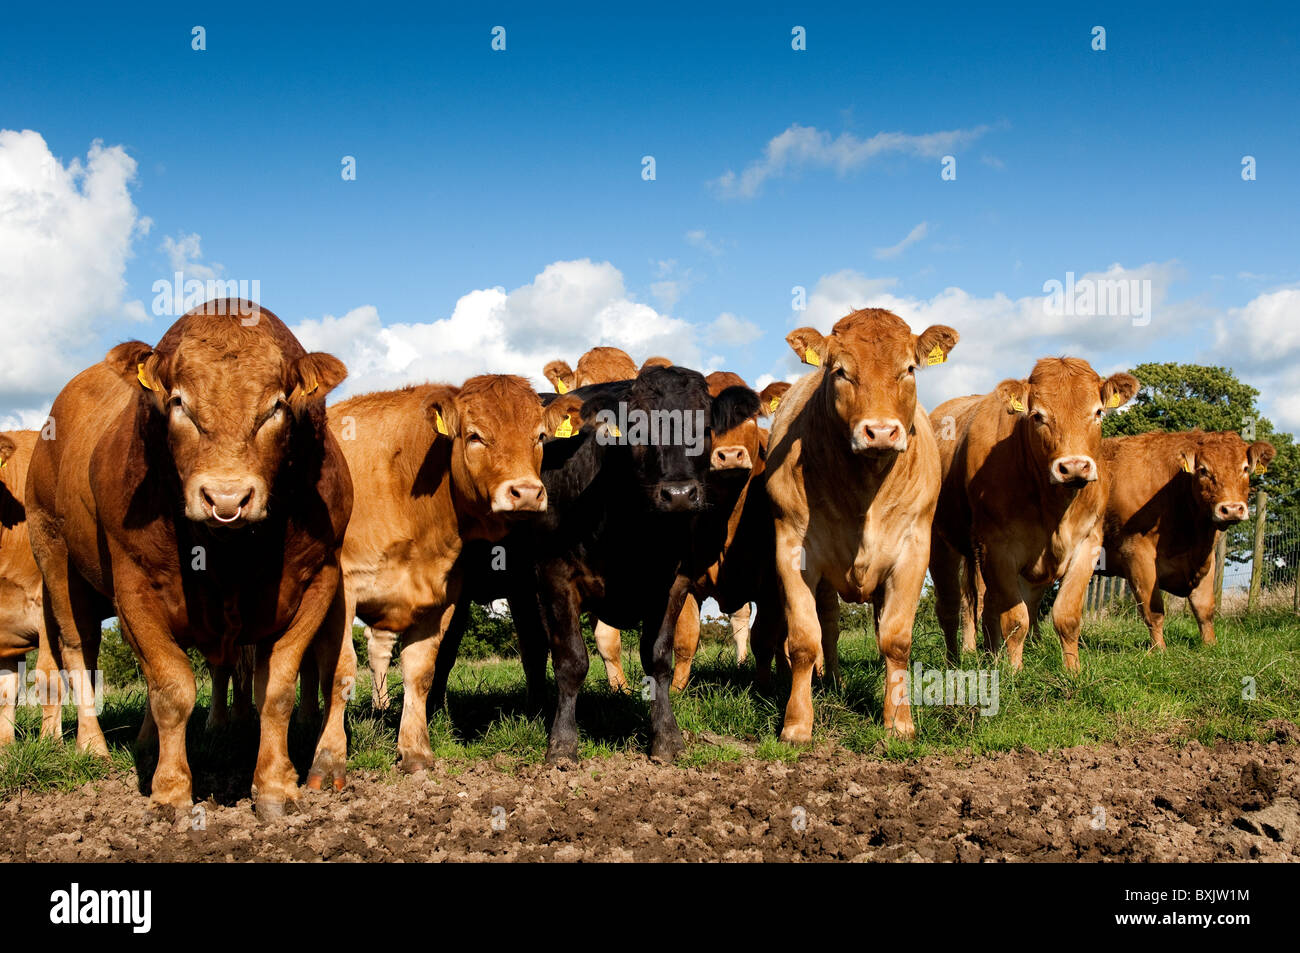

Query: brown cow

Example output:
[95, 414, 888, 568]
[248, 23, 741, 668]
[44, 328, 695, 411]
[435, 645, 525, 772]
[930, 358, 1139, 671]
[0, 432, 62, 746]
[764, 309, 958, 742]
[329, 376, 563, 770]
[1099, 430, 1275, 648]
[26, 300, 353, 819]
[640, 356, 673, 373]
[543, 346, 638, 394]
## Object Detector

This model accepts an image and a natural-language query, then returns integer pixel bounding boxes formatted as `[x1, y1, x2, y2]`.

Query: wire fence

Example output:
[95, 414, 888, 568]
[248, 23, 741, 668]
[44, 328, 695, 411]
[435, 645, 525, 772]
[1086, 491, 1300, 616]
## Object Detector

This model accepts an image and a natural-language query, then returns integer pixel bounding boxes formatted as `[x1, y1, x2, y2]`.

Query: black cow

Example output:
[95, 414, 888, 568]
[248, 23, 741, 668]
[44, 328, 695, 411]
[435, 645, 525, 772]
[432, 367, 760, 761]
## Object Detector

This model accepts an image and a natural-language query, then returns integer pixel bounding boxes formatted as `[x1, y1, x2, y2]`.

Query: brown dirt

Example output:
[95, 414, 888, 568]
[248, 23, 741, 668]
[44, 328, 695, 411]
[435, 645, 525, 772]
[4, 733, 1299, 861]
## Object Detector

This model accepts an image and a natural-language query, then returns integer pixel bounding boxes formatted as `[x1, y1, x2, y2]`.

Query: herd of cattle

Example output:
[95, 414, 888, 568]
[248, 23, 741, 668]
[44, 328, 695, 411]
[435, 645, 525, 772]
[0, 300, 1275, 819]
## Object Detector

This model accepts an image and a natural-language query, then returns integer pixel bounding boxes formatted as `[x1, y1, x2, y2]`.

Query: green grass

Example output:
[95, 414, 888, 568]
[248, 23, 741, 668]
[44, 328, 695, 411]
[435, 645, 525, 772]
[2, 600, 1298, 798]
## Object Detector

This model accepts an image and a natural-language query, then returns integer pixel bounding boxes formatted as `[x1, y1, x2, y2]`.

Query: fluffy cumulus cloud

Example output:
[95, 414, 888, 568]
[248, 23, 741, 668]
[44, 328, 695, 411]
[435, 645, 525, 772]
[1207, 286, 1300, 430]
[0, 129, 148, 426]
[293, 259, 704, 399]
[712, 123, 995, 199]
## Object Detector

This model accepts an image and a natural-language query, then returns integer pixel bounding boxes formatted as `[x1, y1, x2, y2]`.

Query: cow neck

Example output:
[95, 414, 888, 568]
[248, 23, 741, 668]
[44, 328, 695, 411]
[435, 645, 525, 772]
[1160, 465, 1216, 557]
[1012, 415, 1092, 524]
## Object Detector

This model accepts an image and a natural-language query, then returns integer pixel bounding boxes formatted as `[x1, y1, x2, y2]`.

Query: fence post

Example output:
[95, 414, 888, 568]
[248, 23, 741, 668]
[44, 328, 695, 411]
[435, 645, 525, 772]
[1248, 490, 1268, 613]
[1214, 532, 1227, 611]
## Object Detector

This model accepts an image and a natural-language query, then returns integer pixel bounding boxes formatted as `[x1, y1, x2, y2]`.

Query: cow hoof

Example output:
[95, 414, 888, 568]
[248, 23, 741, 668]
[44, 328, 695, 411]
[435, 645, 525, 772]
[255, 798, 299, 822]
[779, 725, 812, 746]
[544, 743, 579, 765]
[649, 733, 685, 763]
[307, 751, 347, 792]
[149, 802, 178, 824]
[398, 753, 433, 775]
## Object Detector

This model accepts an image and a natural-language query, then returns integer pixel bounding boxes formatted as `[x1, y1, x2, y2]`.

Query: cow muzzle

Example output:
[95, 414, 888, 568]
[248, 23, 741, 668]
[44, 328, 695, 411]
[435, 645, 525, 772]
[851, 418, 907, 454]
[1213, 500, 1249, 524]
[195, 481, 262, 526]
[492, 478, 547, 514]
[1050, 455, 1097, 486]
[710, 445, 753, 471]
[655, 480, 702, 512]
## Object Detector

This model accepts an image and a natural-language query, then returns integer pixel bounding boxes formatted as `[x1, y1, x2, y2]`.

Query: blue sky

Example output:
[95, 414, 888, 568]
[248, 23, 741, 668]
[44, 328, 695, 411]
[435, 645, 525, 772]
[2, 1, 1298, 427]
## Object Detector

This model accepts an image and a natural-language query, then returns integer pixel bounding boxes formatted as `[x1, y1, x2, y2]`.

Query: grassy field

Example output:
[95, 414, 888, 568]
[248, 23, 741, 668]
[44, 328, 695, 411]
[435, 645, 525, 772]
[3, 597, 1298, 798]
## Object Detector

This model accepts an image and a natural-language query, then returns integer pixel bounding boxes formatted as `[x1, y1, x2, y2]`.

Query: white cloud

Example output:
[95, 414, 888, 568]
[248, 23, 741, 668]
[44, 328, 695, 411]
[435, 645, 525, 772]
[874, 221, 929, 260]
[293, 259, 704, 399]
[707, 312, 762, 348]
[0, 129, 147, 415]
[160, 232, 222, 281]
[712, 123, 996, 199]
[1207, 286, 1300, 431]
[685, 229, 724, 255]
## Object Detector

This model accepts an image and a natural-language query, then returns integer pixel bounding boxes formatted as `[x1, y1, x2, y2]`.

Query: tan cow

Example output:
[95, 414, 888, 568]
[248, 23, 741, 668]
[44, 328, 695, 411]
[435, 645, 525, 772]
[27, 301, 353, 818]
[328, 376, 562, 770]
[763, 309, 958, 742]
[543, 346, 638, 394]
[1099, 430, 1275, 648]
[0, 432, 61, 746]
[930, 358, 1139, 671]
[640, 356, 673, 373]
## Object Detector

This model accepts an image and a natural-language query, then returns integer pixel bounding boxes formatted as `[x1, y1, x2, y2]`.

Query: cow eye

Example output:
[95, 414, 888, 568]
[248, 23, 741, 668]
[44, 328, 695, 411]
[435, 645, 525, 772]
[1198, 465, 1209, 477]
[467, 433, 485, 445]
[168, 396, 183, 411]
[833, 366, 850, 381]
[1031, 410, 1048, 425]
[1094, 407, 1104, 419]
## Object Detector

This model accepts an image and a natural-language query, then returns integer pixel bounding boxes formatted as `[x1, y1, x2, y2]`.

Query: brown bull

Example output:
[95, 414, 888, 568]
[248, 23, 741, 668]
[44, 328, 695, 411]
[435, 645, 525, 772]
[764, 308, 958, 742]
[329, 376, 560, 769]
[930, 357, 1138, 671]
[0, 432, 60, 746]
[26, 300, 353, 819]
[1099, 430, 1275, 648]
[543, 346, 638, 394]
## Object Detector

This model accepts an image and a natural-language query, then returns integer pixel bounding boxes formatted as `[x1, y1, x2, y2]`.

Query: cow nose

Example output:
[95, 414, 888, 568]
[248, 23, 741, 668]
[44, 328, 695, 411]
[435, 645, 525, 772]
[495, 479, 546, 513]
[657, 481, 701, 512]
[1215, 501, 1248, 523]
[201, 485, 254, 523]
[853, 419, 905, 452]
[1051, 456, 1096, 484]
[710, 445, 752, 470]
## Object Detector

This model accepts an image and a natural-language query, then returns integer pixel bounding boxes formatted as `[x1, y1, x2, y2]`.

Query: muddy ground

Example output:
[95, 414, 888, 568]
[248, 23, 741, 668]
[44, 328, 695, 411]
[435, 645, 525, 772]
[5, 727, 1299, 861]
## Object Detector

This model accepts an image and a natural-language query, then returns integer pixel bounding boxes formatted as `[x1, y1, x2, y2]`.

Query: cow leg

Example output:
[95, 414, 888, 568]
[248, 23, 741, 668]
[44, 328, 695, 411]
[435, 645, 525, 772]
[815, 582, 841, 689]
[117, 609, 196, 817]
[1022, 584, 1046, 642]
[307, 584, 353, 793]
[930, 535, 965, 664]
[0, 658, 18, 746]
[41, 567, 109, 756]
[1124, 546, 1165, 649]
[35, 606, 65, 740]
[730, 602, 752, 664]
[1050, 541, 1097, 673]
[508, 586, 551, 714]
[396, 601, 457, 773]
[642, 575, 690, 761]
[206, 663, 231, 731]
[296, 650, 321, 726]
[670, 594, 700, 692]
[593, 621, 628, 692]
[366, 627, 398, 710]
[963, 554, 983, 655]
[543, 585, 587, 763]
[231, 646, 255, 722]
[776, 524, 823, 745]
[980, 553, 1031, 671]
[750, 592, 781, 692]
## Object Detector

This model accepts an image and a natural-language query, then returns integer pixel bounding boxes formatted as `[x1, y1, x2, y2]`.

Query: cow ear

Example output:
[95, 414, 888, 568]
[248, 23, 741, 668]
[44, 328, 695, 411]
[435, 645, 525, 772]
[106, 342, 167, 408]
[1101, 372, 1139, 410]
[1248, 441, 1277, 475]
[1178, 449, 1196, 474]
[542, 394, 584, 438]
[996, 379, 1030, 415]
[914, 325, 959, 368]
[0, 435, 15, 469]
[421, 385, 461, 440]
[289, 353, 347, 417]
[786, 328, 826, 367]
[543, 360, 575, 394]
[711, 386, 762, 435]
[758, 381, 792, 415]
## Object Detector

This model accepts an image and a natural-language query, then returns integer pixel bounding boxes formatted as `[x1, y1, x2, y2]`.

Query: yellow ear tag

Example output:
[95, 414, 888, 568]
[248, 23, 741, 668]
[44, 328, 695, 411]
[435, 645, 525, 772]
[609, 425, 621, 437]
[1107, 392, 1122, 408]
[1010, 397, 1026, 413]
[768, 397, 781, 413]
[554, 418, 575, 438]
[1181, 457, 1194, 474]
[434, 410, 449, 436]
[926, 344, 946, 366]
[803, 347, 821, 366]
[1253, 461, 1267, 475]
[136, 363, 154, 391]
[555, 380, 569, 394]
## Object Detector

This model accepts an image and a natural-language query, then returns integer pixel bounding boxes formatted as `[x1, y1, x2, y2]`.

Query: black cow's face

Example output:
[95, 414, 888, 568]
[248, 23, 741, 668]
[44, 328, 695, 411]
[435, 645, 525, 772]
[591, 367, 759, 514]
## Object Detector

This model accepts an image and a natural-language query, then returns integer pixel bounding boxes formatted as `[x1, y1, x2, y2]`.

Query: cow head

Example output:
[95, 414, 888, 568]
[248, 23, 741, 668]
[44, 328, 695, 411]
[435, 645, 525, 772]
[640, 356, 673, 374]
[997, 358, 1138, 487]
[758, 381, 791, 419]
[575, 346, 638, 388]
[705, 371, 763, 472]
[584, 367, 760, 513]
[543, 360, 577, 395]
[788, 309, 958, 457]
[0, 435, 15, 472]
[1178, 432, 1276, 525]
[422, 375, 548, 516]
[114, 301, 346, 528]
